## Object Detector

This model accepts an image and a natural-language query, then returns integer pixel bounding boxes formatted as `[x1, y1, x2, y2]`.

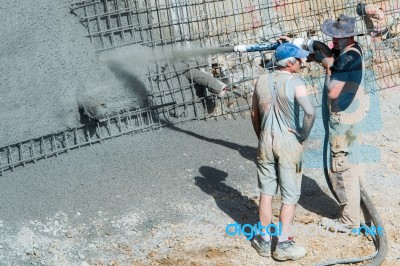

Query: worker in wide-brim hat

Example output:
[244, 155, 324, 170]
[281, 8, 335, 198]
[320, 14, 371, 234]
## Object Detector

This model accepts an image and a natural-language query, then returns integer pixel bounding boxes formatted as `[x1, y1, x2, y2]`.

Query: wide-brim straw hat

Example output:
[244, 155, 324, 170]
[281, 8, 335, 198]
[322, 14, 364, 38]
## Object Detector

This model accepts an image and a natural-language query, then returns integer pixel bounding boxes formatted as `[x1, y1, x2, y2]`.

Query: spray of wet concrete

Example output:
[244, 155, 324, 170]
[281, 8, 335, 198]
[160, 46, 235, 61]
[95, 44, 235, 123]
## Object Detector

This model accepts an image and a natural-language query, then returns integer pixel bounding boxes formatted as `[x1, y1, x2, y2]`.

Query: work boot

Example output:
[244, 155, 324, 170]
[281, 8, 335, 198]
[272, 239, 306, 261]
[251, 235, 271, 257]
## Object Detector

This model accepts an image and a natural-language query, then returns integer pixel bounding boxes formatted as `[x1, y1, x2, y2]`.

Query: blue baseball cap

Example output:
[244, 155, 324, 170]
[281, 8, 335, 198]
[275, 43, 309, 61]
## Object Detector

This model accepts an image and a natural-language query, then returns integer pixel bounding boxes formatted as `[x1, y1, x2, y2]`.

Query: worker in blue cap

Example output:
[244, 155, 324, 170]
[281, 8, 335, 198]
[251, 42, 316, 261]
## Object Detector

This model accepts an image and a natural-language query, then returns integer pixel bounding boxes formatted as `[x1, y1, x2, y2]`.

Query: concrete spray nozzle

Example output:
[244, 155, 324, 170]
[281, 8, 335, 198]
[291, 38, 316, 54]
[233, 38, 316, 54]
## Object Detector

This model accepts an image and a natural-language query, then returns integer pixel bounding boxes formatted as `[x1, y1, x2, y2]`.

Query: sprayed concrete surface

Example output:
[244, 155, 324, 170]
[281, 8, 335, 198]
[0, 87, 399, 265]
[1, 0, 400, 265]
[0, 1, 147, 147]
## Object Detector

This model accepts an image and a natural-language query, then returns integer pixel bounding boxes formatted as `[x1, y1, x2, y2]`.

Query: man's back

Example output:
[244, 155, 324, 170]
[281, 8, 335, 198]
[254, 70, 311, 168]
[255, 70, 303, 136]
[250, 43, 314, 262]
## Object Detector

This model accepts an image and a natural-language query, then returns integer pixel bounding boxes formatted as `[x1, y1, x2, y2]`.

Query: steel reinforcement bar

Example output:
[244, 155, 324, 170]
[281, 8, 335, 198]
[0, 87, 252, 175]
[0, 107, 156, 175]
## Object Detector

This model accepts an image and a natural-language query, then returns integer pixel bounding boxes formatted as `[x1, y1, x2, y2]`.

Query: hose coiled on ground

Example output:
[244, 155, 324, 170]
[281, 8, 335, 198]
[315, 85, 388, 266]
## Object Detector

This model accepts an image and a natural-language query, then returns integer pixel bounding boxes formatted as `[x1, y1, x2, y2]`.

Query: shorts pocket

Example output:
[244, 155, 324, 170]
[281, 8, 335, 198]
[330, 134, 350, 173]
[257, 147, 267, 162]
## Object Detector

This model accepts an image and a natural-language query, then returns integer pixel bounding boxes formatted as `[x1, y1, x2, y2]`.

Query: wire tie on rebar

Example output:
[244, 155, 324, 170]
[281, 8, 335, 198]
[40, 137, 45, 157]
[8, 146, 13, 170]
[52, 135, 58, 157]
[64, 131, 69, 152]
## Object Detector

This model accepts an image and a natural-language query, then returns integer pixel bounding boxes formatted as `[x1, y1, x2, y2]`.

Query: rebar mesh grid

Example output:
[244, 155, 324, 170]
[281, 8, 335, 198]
[70, 0, 400, 114]
[0, 0, 398, 173]
[0, 107, 158, 174]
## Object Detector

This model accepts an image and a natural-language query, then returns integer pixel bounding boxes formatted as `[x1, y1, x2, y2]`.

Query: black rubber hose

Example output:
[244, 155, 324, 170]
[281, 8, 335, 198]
[321, 83, 340, 203]
[262, 40, 332, 68]
[312, 40, 333, 57]
[360, 185, 388, 266]
[315, 89, 388, 266]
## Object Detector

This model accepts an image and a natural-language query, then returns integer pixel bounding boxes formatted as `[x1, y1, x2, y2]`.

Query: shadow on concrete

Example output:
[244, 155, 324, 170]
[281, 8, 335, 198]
[171, 123, 339, 220]
[168, 124, 256, 162]
[298, 175, 339, 219]
[194, 166, 258, 225]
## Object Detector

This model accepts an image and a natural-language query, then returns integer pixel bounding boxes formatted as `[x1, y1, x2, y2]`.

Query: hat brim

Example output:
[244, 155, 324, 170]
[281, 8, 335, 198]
[295, 49, 310, 59]
[322, 19, 365, 38]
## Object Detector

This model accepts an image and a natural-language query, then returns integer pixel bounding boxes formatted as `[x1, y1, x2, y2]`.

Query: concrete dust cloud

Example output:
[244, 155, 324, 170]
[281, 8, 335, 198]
[159, 46, 235, 62]
[101, 45, 157, 107]
[100, 45, 231, 115]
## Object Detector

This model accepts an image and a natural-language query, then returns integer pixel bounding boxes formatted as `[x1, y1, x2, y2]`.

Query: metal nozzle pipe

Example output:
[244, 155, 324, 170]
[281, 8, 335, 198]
[233, 42, 280, 52]
[232, 38, 332, 56]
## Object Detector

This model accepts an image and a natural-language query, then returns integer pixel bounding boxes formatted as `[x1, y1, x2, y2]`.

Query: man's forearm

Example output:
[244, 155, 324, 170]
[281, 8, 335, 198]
[321, 56, 333, 92]
[324, 67, 332, 91]
[300, 113, 315, 140]
[251, 88, 261, 139]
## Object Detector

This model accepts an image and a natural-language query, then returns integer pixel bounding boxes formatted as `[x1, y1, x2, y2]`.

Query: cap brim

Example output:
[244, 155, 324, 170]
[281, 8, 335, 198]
[296, 49, 310, 59]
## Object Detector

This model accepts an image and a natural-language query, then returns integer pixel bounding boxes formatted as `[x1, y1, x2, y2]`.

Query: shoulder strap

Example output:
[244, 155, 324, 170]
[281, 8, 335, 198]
[268, 73, 278, 106]
[348, 43, 363, 59]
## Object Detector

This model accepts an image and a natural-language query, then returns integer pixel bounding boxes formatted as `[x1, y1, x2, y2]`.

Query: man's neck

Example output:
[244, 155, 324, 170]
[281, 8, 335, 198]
[341, 39, 356, 52]
[276, 67, 293, 74]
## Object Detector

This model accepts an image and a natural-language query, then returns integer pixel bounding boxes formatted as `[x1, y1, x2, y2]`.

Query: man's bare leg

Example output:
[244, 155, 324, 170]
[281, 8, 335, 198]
[279, 203, 296, 241]
[252, 193, 273, 257]
[259, 193, 273, 240]
[273, 203, 306, 261]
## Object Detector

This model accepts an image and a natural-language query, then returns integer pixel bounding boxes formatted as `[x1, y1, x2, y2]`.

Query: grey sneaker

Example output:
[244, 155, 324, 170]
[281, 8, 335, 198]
[272, 239, 306, 261]
[251, 235, 271, 257]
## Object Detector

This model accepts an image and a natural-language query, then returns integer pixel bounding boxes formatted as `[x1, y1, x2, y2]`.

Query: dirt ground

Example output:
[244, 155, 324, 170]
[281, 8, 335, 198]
[0, 84, 398, 266]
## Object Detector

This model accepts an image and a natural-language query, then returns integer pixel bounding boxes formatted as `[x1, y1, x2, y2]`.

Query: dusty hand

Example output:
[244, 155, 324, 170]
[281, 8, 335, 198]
[278, 35, 292, 43]
[288, 128, 304, 141]
[367, 5, 385, 20]
[321, 56, 334, 69]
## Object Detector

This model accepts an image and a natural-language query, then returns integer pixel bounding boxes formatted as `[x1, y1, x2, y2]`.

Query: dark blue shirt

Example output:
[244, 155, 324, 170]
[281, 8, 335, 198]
[330, 43, 363, 112]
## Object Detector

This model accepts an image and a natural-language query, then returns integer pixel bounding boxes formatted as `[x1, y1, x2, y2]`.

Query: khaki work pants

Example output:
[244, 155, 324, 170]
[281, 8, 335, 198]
[328, 92, 371, 228]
